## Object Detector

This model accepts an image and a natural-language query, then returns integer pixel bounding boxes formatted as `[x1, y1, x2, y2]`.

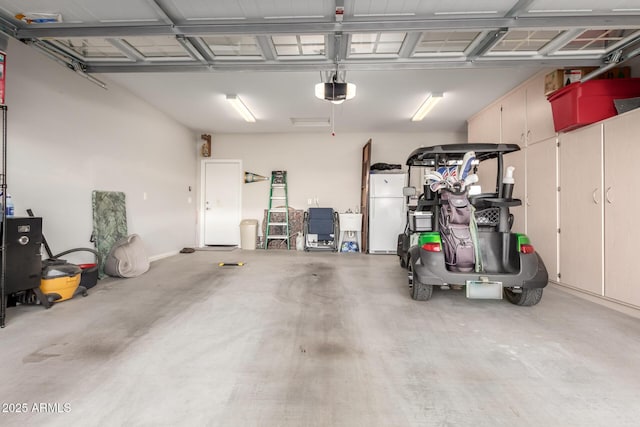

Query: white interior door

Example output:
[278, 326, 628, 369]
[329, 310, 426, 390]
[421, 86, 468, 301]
[202, 160, 242, 246]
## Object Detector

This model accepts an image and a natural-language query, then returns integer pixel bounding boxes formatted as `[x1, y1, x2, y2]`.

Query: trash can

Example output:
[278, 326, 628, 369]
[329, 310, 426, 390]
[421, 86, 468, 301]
[239, 219, 258, 250]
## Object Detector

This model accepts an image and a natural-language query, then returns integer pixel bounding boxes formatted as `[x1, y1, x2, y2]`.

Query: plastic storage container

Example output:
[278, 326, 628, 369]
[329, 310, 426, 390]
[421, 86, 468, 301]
[547, 78, 640, 132]
[409, 211, 433, 232]
[239, 219, 258, 250]
[0, 192, 13, 217]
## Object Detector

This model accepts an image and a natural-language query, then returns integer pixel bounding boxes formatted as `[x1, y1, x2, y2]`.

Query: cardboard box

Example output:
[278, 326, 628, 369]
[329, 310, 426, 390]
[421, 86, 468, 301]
[545, 67, 632, 96]
[544, 70, 565, 96]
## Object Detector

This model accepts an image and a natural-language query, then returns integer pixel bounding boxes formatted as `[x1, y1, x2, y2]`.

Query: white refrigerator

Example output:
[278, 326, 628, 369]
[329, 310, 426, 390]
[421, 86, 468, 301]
[368, 173, 407, 254]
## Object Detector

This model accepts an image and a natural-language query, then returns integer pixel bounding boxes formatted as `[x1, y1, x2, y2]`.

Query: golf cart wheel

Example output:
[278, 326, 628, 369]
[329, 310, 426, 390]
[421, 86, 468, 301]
[399, 255, 407, 269]
[504, 287, 543, 306]
[409, 262, 433, 301]
[411, 281, 433, 301]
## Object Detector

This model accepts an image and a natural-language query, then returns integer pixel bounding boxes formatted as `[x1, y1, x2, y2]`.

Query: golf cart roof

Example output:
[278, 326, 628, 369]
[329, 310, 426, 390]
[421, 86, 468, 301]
[406, 143, 520, 166]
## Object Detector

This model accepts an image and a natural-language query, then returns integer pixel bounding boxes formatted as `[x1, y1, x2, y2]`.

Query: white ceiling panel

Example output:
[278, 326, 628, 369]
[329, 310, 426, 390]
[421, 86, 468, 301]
[0, 0, 163, 24]
[347, 0, 515, 18]
[165, 0, 333, 22]
[525, 0, 640, 14]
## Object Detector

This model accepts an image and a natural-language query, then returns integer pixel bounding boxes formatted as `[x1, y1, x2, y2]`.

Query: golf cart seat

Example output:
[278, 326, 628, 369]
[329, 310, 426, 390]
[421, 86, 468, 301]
[304, 208, 339, 252]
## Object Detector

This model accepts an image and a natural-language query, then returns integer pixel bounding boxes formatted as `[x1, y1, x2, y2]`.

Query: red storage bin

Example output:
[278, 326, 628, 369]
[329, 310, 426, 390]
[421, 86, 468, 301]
[547, 78, 640, 132]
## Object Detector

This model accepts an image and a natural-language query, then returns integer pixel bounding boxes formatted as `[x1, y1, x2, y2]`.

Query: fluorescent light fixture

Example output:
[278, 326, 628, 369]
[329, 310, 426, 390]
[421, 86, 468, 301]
[226, 95, 256, 122]
[612, 8, 640, 12]
[315, 82, 356, 104]
[291, 117, 330, 127]
[411, 93, 444, 122]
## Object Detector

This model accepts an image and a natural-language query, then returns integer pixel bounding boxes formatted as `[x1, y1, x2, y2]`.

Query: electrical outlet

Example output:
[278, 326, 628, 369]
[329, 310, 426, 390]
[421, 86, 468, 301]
[143, 192, 148, 200]
[308, 198, 312, 205]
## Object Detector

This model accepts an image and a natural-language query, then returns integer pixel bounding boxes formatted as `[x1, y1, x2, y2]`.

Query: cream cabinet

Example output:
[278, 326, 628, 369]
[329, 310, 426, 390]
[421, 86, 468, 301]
[603, 110, 640, 306]
[500, 86, 526, 145]
[558, 125, 603, 295]
[556, 108, 640, 308]
[524, 73, 556, 144]
[467, 70, 555, 147]
[467, 101, 501, 143]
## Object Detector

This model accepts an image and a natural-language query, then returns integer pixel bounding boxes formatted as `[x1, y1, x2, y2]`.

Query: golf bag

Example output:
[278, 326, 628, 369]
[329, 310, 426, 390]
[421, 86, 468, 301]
[439, 189, 475, 272]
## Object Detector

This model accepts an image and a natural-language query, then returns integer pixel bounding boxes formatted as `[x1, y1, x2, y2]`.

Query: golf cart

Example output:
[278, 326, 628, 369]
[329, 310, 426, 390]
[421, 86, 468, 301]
[396, 143, 548, 306]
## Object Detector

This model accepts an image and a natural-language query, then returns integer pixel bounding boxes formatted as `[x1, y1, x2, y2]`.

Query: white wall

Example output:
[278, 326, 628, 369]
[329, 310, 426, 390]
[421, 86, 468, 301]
[4, 38, 198, 261]
[205, 131, 465, 236]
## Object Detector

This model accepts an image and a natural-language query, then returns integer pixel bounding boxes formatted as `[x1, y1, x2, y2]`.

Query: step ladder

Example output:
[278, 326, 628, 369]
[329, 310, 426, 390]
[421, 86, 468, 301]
[265, 170, 290, 249]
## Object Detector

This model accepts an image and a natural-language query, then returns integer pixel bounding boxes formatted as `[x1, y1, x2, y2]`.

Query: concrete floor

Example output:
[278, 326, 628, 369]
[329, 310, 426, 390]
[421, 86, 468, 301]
[1, 250, 640, 426]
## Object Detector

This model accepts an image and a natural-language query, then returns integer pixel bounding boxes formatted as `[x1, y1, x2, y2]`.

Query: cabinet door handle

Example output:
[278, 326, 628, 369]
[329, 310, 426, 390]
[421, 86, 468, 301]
[606, 187, 612, 204]
[592, 189, 599, 204]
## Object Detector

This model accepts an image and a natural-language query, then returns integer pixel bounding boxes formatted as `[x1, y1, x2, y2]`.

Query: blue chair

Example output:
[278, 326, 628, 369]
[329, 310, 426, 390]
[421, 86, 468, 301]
[303, 208, 340, 252]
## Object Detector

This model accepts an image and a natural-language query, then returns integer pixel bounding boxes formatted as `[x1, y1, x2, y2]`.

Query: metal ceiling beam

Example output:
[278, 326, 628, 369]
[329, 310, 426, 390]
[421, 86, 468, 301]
[398, 32, 422, 59]
[326, 34, 337, 61]
[86, 56, 600, 73]
[107, 38, 145, 61]
[176, 35, 206, 62]
[255, 36, 277, 61]
[187, 37, 215, 62]
[537, 28, 585, 56]
[467, 29, 509, 60]
[505, 0, 537, 18]
[147, 0, 177, 27]
[0, 15, 18, 37]
[15, 15, 640, 38]
[336, 32, 348, 62]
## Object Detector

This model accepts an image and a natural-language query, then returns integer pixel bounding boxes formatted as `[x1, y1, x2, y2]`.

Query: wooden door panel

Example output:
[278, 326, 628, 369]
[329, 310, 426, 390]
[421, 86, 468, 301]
[360, 139, 371, 253]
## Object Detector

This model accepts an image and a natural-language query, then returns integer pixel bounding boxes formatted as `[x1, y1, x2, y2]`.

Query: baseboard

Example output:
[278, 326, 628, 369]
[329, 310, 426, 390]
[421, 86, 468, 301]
[550, 282, 640, 320]
[149, 251, 180, 262]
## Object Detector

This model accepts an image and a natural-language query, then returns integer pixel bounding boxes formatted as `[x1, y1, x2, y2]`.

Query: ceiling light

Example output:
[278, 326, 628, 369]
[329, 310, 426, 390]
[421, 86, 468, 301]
[315, 82, 356, 104]
[291, 118, 331, 127]
[226, 95, 256, 122]
[411, 93, 444, 122]
[315, 73, 356, 104]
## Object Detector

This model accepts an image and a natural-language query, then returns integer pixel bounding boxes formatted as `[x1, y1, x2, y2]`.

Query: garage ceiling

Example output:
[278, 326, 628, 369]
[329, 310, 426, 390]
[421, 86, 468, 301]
[1, 0, 639, 134]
